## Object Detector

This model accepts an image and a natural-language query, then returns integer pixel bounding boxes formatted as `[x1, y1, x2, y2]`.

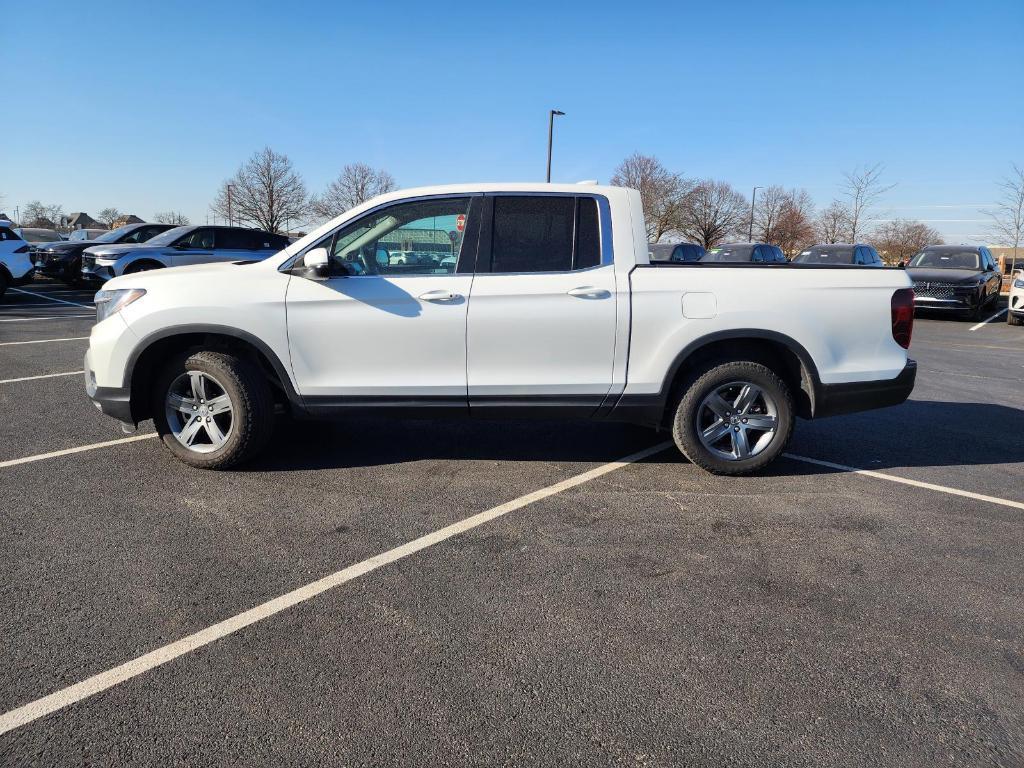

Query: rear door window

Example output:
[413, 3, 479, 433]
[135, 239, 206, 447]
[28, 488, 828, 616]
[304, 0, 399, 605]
[0, 227, 23, 241]
[488, 195, 603, 273]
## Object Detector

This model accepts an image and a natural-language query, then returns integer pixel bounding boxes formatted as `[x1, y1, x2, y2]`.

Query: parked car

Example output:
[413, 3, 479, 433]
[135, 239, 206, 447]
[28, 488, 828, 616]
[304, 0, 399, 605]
[649, 242, 705, 263]
[701, 243, 787, 263]
[0, 222, 36, 297]
[905, 245, 1002, 320]
[81, 225, 290, 284]
[1008, 269, 1023, 326]
[14, 227, 65, 249]
[34, 222, 176, 284]
[69, 229, 108, 242]
[793, 243, 884, 266]
[84, 183, 916, 475]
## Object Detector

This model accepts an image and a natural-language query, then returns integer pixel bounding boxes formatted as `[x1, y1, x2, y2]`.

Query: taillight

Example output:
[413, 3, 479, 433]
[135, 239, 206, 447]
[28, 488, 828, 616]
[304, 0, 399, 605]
[891, 288, 914, 349]
[13, 245, 29, 254]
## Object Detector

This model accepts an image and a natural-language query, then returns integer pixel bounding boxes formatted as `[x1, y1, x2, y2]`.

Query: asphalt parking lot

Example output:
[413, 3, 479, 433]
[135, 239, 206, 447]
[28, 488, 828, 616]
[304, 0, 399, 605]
[0, 279, 1022, 767]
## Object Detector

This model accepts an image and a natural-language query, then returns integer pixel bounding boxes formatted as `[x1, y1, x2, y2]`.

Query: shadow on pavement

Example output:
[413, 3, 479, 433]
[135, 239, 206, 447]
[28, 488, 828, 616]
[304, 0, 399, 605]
[243, 398, 1023, 473]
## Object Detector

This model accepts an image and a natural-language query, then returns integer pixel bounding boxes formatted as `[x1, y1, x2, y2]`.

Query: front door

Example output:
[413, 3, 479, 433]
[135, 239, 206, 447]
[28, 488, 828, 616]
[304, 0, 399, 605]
[286, 196, 480, 413]
[466, 194, 618, 417]
[168, 226, 217, 267]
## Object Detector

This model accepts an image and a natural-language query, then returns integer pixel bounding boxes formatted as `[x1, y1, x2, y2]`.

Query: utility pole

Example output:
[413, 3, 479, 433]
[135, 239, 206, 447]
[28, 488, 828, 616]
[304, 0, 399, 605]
[748, 186, 761, 241]
[226, 184, 236, 226]
[546, 110, 565, 183]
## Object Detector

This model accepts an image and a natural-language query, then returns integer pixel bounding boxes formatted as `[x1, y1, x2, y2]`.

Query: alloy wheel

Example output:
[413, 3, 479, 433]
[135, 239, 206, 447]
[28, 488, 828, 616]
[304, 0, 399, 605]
[164, 371, 234, 453]
[696, 380, 779, 461]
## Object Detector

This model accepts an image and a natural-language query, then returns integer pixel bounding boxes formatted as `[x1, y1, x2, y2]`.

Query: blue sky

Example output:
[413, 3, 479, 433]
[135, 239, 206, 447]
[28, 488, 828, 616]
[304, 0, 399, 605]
[3, 0, 1021, 241]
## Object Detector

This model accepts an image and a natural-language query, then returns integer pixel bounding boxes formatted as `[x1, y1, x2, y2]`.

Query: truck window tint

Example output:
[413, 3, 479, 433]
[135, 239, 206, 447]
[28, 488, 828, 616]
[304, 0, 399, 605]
[492, 196, 574, 273]
[0, 228, 23, 241]
[575, 197, 600, 269]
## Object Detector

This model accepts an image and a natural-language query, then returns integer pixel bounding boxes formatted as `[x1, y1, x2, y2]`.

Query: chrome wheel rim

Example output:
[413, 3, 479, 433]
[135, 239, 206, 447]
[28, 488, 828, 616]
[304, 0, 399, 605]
[696, 380, 779, 461]
[165, 371, 233, 453]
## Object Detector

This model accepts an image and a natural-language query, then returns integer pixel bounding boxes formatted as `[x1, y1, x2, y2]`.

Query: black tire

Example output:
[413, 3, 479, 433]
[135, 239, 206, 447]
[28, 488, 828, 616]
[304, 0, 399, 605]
[1009, 312, 1023, 327]
[152, 350, 274, 469]
[671, 360, 794, 476]
[0, 269, 8, 299]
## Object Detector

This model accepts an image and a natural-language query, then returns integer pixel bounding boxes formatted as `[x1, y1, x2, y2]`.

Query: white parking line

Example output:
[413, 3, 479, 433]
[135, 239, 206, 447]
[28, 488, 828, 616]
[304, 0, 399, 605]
[0, 433, 158, 470]
[969, 308, 1008, 331]
[0, 336, 89, 346]
[0, 315, 94, 323]
[8, 288, 92, 309]
[0, 440, 672, 736]
[785, 453, 1024, 511]
[0, 302, 93, 308]
[0, 370, 83, 384]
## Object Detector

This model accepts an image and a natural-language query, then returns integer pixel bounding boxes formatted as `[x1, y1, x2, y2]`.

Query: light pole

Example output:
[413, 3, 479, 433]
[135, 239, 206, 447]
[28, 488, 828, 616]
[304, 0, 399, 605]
[748, 186, 761, 241]
[546, 109, 565, 183]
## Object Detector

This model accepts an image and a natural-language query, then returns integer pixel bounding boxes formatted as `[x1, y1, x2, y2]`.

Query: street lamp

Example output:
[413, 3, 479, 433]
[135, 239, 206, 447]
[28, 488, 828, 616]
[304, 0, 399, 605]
[546, 109, 565, 183]
[748, 186, 761, 241]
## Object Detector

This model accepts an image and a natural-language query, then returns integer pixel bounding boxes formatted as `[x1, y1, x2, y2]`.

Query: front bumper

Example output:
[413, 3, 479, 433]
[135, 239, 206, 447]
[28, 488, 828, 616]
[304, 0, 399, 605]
[81, 258, 116, 284]
[84, 351, 134, 424]
[814, 360, 917, 418]
[34, 253, 77, 279]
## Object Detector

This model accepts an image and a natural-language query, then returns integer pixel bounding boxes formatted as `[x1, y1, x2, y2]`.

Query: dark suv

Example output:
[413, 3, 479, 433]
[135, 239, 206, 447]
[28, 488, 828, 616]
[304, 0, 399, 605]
[701, 243, 787, 263]
[648, 242, 706, 263]
[906, 245, 1003, 320]
[793, 243, 884, 266]
[33, 222, 176, 284]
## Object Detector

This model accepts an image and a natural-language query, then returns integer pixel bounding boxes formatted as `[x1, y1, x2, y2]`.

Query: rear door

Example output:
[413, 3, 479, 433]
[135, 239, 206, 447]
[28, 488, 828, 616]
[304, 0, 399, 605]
[466, 194, 617, 417]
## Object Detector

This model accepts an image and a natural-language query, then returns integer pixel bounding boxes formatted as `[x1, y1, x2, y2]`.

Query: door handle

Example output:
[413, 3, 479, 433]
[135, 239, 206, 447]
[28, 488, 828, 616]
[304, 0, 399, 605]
[567, 286, 611, 299]
[418, 289, 462, 302]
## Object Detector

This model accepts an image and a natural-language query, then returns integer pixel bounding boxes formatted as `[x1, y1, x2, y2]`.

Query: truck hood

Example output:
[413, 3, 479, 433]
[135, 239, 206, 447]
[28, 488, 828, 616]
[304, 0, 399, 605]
[104, 260, 260, 291]
[906, 267, 983, 284]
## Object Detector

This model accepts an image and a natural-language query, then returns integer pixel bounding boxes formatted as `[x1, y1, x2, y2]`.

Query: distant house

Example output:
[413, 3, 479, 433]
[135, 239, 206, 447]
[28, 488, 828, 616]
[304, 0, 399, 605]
[112, 214, 145, 227]
[67, 212, 103, 230]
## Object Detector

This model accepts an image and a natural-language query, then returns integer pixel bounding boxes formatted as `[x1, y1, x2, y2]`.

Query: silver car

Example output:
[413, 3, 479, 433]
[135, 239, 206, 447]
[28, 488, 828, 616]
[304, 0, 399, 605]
[81, 225, 290, 283]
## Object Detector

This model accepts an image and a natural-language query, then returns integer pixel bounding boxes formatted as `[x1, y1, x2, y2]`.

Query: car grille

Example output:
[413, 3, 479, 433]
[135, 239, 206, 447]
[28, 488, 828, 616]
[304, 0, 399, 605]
[913, 281, 959, 300]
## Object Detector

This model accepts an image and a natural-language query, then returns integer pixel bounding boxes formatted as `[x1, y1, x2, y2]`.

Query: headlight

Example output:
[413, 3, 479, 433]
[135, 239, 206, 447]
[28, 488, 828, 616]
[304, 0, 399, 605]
[1014, 279, 1024, 289]
[94, 288, 146, 323]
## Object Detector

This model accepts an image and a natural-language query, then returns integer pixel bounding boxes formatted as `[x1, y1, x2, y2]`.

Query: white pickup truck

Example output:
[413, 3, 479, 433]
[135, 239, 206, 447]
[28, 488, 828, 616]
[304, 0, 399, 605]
[85, 183, 917, 474]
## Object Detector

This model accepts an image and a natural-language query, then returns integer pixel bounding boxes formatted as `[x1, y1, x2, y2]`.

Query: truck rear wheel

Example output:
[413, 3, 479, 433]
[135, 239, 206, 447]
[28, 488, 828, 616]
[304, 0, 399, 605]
[153, 350, 274, 469]
[672, 360, 794, 475]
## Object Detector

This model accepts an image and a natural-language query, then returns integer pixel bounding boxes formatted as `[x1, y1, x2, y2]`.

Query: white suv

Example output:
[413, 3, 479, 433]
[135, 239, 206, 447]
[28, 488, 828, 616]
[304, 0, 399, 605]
[1009, 269, 1023, 326]
[0, 222, 36, 297]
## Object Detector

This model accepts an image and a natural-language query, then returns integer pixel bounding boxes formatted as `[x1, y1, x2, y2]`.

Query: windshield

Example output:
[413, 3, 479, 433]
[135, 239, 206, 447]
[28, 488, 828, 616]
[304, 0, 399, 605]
[794, 246, 855, 264]
[909, 249, 980, 270]
[21, 229, 61, 243]
[702, 245, 754, 262]
[144, 225, 193, 247]
[94, 225, 136, 243]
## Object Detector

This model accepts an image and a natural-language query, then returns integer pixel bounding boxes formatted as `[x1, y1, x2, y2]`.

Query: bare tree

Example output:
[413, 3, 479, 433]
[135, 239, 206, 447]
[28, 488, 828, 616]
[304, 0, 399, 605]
[610, 153, 692, 242]
[95, 207, 121, 228]
[984, 163, 1024, 276]
[211, 147, 309, 234]
[774, 189, 816, 256]
[841, 163, 895, 242]
[310, 163, 397, 221]
[814, 201, 851, 243]
[23, 201, 65, 228]
[870, 219, 943, 265]
[676, 179, 748, 250]
[154, 211, 191, 226]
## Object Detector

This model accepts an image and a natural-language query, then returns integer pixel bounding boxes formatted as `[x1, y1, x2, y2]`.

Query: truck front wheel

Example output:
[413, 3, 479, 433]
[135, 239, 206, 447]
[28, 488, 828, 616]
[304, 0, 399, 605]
[672, 360, 794, 475]
[153, 350, 274, 469]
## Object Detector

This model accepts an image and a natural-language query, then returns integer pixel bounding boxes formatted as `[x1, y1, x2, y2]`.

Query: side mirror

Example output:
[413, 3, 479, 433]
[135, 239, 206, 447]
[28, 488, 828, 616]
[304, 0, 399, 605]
[294, 247, 332, 281]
